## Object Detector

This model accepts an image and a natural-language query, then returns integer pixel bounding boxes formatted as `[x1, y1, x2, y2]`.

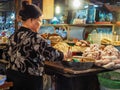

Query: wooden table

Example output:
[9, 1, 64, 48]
[0, 60, 8, 75]
[45, 61, 112, 90]
[45, 61, 111, 77]
[0, 82, 13, 90]
[0, 43, 7, 59]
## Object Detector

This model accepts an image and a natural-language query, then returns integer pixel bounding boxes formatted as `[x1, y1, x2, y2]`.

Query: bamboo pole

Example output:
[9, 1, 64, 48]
[14, 0, 19, 31]
[29, 0, 32, 4]
[22, 0, 32, 4]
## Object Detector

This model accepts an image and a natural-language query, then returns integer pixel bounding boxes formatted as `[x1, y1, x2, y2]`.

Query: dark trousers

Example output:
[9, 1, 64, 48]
[6, 69, 43, 90]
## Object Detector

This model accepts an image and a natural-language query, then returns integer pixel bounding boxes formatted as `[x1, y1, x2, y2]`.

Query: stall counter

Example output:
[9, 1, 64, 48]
[45, 61, 113, 90]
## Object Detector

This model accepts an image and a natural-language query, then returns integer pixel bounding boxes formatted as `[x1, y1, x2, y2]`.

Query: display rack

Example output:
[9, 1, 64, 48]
[41, 24, 115, 41]
[69, 24, 115, 33]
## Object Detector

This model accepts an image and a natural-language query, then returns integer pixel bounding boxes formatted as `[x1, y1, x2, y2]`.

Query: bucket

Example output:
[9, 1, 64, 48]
[98, 72, 120, 90]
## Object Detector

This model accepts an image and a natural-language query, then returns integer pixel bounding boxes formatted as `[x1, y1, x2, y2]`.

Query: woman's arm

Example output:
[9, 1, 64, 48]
[33, 34, 64, 61]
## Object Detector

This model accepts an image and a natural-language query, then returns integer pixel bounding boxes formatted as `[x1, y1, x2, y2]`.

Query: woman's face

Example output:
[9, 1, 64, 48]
[31, 16, 43, 32]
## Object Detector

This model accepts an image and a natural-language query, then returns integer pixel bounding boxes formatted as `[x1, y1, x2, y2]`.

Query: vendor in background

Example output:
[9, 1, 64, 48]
[60, 14, 67, 24]
[3, 1, 65, 90]
[104, 3, 120, 23]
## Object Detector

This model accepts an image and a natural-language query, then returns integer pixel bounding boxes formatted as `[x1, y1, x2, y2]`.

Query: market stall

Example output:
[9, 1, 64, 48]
[44, 39, 120, 90]
[44, 61, 112, 90]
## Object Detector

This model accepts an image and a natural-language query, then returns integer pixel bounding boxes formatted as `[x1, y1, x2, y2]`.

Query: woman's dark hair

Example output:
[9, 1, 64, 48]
[19, 1, 42, 21]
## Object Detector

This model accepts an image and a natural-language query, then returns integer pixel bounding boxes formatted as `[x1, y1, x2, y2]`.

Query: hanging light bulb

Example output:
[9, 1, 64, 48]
[73, 0, 81, 9]
[55, 5, 61, 14]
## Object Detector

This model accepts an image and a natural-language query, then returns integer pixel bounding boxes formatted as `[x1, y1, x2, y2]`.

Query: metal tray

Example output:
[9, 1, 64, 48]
[62, 61, 94, 70]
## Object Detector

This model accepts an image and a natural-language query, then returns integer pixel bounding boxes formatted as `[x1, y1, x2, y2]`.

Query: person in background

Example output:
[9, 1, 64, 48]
[3, 1, 64, 90]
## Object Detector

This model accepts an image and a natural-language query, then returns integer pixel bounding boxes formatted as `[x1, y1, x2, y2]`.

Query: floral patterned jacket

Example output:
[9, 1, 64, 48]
[3, 27, 64, 76]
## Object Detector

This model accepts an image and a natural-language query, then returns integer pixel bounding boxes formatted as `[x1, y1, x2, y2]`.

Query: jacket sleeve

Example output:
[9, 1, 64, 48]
[33, 34, 64, 61]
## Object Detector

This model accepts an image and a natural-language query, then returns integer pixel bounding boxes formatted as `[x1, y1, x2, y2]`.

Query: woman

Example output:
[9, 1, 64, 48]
[3, 1, 64, 90]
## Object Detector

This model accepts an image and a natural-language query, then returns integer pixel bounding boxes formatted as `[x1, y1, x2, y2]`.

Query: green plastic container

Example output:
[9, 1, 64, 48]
[98, 72, 120, 89]
[100, 86, 120, 90]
